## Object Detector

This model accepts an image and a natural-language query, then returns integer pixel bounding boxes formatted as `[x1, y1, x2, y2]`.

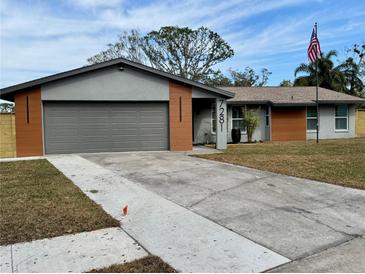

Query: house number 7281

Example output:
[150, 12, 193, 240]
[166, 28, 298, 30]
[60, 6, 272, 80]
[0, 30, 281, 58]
[219, 100, 225, 132]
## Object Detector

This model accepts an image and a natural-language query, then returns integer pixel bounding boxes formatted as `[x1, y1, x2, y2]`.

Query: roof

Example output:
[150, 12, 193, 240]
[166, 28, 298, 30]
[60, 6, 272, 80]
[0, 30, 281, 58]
[223, 86, 365, 106]
[0, 57, 234, 100]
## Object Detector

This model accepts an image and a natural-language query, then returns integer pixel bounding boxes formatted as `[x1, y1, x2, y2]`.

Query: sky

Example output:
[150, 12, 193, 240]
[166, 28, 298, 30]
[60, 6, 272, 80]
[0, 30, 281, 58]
[1, 0, 364, 90]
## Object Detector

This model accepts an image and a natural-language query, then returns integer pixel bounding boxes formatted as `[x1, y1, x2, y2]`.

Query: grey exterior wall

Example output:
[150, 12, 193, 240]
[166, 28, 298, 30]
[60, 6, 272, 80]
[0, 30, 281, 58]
[41, 66, 169, 101]
[193, 102, 268, 144]
[193, 100, 215, 144]
[192, 87, 220, 98]
[307, 104, 356, 139]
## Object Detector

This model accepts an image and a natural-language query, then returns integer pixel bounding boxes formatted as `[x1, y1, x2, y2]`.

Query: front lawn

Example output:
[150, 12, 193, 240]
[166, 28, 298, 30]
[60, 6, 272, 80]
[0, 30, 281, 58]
[197, 138, 365, 190]
[0, 159, 119, 245]
[90, 256, 176, 273]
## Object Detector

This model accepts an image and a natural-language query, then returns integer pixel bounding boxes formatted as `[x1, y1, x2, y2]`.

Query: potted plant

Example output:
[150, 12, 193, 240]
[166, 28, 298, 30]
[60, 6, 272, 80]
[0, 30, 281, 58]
[231, 128, 241, 143]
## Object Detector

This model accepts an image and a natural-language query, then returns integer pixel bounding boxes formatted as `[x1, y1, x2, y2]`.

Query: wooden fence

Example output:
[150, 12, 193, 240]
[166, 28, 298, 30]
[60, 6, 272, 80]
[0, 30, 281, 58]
[356, 109, 365, 137]
[0, 113, 16, 158]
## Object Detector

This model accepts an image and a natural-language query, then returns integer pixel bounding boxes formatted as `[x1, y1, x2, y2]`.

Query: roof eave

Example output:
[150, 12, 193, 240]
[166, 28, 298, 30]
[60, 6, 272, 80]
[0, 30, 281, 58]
[227, 100, 269, 105]
[226, 99, 365, 106]
[318, 100, 365, 104]
[0, 57, 234, 99]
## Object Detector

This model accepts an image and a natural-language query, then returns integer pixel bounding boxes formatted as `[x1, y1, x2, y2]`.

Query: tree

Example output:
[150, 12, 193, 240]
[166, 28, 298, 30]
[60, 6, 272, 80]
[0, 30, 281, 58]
[336, 57, 364, 97]
[346, 43, 365, 81]
[204, 67, 272, 87]
[142, 26, 234, 81]
[88, 26, 234, 82]
[0, 103, 15, 113]
[242, 108, 260, 143]
[230, 67, 271, 87]
[279, 79, 293, 87]
[87, 30, 148, 65]
[294, 50, 345, 92]
[338, 43, 365, 97]
[203, 70, 232, 87]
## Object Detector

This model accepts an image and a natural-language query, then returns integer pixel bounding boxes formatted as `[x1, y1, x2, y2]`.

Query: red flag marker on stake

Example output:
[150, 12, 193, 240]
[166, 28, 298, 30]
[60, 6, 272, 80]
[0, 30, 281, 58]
[123, 205, 128, 216]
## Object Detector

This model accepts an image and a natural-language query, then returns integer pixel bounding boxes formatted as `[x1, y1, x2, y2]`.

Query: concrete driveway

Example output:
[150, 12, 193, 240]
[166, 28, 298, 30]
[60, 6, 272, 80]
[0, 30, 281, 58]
[83, 151, 365, 272]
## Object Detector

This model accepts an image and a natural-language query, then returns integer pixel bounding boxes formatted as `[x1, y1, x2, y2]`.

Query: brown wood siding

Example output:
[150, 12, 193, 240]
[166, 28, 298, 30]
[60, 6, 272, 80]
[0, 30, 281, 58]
[14, 87, 44, 156]
[271, 107, 306, 141]
[169, 81, 192, 151]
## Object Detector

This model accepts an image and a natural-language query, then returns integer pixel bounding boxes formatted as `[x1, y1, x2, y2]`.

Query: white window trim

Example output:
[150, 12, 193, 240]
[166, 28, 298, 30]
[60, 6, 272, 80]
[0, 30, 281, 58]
[211, 103, 216, 134]
[231, 105, 247, 134]
[265, 106, 270, 127]
[306, 106, 318, 133]
[335, 105, 349, 132]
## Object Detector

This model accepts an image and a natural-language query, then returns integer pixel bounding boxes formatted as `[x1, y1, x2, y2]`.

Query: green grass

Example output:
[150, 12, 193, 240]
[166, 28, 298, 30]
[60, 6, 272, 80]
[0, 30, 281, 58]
[197, 138, 365, 190]
[89, 256, 176, 273]
[0, 159, 120, 245]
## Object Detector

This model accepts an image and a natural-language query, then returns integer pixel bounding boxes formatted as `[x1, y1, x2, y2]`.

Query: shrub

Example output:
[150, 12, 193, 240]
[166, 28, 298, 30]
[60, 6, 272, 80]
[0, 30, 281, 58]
[242, 108, 260, 143]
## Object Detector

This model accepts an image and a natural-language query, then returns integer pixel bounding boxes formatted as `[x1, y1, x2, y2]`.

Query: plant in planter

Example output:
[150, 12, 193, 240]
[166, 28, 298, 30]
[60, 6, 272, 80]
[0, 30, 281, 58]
[231, 128, 241, 143]
[242, 108, 260, 143]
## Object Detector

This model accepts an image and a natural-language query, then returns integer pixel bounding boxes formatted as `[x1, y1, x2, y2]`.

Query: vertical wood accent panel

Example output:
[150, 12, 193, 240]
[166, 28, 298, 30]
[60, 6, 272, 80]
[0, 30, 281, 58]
[169, 81, 192, 151]
[271, 107, 306, 141]
[15, 87, 44, 156]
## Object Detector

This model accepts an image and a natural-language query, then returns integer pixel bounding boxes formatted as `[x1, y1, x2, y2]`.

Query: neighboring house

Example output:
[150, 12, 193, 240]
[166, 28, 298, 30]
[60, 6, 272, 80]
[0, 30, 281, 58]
[0, 58, 364, 157]
[193, 87, 365, 143]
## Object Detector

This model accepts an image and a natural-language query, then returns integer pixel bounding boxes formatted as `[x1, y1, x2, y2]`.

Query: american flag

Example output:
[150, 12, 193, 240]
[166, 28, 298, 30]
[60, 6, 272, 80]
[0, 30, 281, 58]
[307, 23, 321, 62]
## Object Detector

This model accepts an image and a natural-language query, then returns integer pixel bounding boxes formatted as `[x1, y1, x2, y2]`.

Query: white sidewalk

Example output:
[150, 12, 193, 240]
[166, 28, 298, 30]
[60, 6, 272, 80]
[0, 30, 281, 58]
[0, 228, 147, 273]
[47, 155, 290, 272]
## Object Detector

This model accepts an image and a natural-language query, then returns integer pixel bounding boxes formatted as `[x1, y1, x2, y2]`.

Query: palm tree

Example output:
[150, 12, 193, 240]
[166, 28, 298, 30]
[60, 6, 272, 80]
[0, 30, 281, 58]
[294, 50, 346, 92]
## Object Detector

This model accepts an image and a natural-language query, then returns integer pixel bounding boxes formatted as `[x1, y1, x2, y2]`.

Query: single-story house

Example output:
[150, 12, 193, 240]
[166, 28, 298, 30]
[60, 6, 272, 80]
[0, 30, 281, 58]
[1, 58, 364, 157]
[194, 86, 365, 144]
[0, 58, 233, 156]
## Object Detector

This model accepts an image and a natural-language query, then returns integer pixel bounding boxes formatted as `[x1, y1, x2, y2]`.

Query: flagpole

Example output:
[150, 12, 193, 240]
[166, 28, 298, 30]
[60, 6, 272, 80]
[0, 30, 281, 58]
[315, 22, 319, 144]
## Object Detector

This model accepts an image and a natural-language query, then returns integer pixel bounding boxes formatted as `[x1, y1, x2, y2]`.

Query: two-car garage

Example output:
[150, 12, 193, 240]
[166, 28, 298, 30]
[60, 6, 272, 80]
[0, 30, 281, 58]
[1, 58, 233, 157]
[43, 102, 169, 154]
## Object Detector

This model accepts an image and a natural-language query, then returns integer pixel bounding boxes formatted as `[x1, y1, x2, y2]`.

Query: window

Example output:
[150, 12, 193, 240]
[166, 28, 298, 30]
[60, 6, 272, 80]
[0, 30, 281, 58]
[335, 105, 348, 131]
[232, 106, 246, 132]
[265, 106, 270, 127]
[211, 103, 216, 134]
[307, 106, 318, 131]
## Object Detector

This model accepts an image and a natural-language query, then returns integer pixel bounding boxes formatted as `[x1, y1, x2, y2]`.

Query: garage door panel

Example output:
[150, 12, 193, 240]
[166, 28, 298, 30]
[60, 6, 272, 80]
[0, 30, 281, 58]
[46, 112, 79, 118]
[46, 116, 80, 124]
[139, 128, 166, 135]
[110, 128, 139, 135]
[44, 102, 169, 154]
[109, 117, 138, 123]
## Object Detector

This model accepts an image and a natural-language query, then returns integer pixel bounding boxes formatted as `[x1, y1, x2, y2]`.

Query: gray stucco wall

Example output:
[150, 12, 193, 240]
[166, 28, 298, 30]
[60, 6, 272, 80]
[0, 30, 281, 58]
[307, 104, 356, 139]
[192, 87, 220, 99]
[41, 66, 169, 101]
[193, 103, 268, 144]
[193, 100, 215, 144]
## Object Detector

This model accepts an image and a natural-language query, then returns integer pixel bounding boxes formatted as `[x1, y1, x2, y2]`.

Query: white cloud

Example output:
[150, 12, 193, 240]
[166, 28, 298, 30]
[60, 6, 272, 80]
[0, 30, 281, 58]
[67, 0, 124, 9]
[0, 0, 364, 87]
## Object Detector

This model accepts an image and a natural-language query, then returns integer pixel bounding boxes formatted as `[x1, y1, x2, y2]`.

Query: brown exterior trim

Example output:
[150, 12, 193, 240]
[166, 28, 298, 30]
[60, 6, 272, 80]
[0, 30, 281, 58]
[271, 107, 306, 141]
[169, 81, 192, 151]
[14, 87, 43, 156]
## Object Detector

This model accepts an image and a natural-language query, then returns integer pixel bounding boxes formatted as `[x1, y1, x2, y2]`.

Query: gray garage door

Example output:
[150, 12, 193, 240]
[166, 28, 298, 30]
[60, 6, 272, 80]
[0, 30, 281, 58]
[43, 102, 169, 154]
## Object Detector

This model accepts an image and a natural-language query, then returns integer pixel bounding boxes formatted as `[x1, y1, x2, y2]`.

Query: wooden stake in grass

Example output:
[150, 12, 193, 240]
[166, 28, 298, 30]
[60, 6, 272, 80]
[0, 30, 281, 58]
[123, 205, 128, 216]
